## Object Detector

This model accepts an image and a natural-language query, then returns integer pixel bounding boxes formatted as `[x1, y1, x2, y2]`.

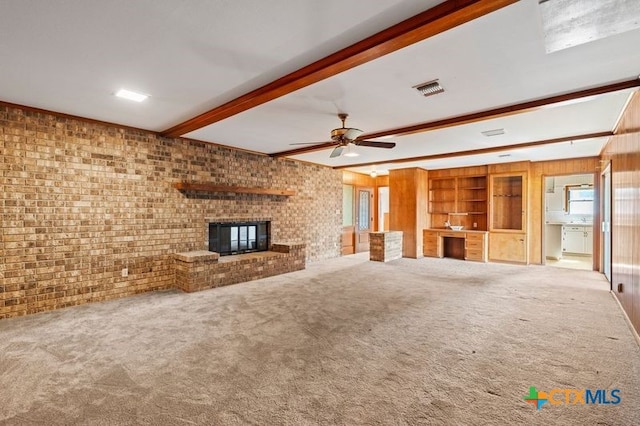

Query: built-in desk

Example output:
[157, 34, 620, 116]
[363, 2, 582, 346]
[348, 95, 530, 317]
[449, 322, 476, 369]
[423, 229, 488, 262]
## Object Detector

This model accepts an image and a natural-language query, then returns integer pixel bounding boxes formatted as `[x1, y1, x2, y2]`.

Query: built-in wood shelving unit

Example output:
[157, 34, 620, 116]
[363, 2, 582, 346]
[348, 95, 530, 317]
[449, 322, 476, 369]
[428, 175, 487, 230]
[173, 182, 295, 196]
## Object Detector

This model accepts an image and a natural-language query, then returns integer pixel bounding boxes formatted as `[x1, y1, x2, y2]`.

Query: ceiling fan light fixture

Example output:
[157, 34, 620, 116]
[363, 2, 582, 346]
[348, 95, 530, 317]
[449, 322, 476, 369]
[343, 143, 360, 157]
[413, 79, 444, 97]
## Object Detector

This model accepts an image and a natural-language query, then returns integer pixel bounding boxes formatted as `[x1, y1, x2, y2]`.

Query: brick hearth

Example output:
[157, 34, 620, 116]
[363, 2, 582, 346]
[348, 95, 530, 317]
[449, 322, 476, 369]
[174, 243, 305, 292]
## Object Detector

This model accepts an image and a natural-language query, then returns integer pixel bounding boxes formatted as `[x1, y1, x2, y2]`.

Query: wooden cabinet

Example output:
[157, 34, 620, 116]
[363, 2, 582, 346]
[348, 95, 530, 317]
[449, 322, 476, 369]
[422, 229, 487, 262]
[546, 185, 564, 212]
[423, 230, 440, 257]
[489, 173, 526, 231]
[489, 232, 527, 263]
[562, 225, 593, 255]
[465, 232, 488, 262]
[428, 175, 487, 231]
[489, 172, 528, 263]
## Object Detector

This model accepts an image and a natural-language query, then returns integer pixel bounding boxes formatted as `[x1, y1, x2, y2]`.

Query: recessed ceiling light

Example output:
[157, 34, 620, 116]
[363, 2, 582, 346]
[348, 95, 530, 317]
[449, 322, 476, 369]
[481, 128, 505, 137]
[115, 89, 148, 102]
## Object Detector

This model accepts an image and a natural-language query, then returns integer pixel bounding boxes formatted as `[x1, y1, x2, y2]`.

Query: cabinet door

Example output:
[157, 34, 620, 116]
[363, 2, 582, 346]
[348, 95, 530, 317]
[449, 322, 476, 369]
[489, 173, 527, 231]
[423, 231, 440, 257]
[546, 187, 564, 212]
[489, 232, 527, 263]
[584, 229, 594, 255]
[562, 227, 586, 254]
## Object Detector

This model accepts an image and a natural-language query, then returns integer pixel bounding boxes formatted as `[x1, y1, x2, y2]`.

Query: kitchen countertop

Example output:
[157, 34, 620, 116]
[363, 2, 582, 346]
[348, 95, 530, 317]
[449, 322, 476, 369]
[546, 222, 593, 226]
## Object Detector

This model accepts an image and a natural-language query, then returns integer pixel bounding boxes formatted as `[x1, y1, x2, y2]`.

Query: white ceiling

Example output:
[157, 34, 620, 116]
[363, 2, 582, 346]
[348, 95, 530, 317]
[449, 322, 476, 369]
[1, 0, 640, 174]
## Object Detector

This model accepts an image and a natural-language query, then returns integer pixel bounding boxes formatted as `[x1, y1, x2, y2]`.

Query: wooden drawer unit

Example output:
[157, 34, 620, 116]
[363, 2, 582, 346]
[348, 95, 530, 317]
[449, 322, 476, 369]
[439, 231, 462, 238]
[465, 233, 485, 242]
[465, 238, 484, 250]
[423, 229, 487, 262]
[423, 230, 440, 258]
[465, 248, 485, 262]
[464, 232, 488, 262]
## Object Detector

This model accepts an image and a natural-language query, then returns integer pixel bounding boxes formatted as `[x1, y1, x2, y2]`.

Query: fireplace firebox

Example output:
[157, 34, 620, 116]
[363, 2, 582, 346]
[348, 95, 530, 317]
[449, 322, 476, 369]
[208, 221, 270, 256]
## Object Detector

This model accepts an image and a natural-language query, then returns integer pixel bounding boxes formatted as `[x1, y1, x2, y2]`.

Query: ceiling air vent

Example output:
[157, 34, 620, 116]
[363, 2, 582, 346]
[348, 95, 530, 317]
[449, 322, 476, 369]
[413, 79, 444, 97]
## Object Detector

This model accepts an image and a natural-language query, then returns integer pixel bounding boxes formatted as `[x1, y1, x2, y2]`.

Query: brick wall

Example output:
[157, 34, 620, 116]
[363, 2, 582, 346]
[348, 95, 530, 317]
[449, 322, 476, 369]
[0, 105, 343, 319]
[174, 243, 306, 293]
[369, 231, 403, 262]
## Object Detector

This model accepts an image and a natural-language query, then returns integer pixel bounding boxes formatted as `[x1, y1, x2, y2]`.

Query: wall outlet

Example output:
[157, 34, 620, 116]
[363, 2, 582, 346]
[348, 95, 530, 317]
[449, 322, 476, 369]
[121, 268, 128, 278]
[473, 222, 477, 228]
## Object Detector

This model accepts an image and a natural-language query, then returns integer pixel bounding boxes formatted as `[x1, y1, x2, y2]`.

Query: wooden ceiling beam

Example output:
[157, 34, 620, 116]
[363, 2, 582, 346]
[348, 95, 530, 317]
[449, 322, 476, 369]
[272, 77, 639, 158]
[361, 79, 640, 140]
[160, 0, 517, 138]
[332, 131, 614, 169]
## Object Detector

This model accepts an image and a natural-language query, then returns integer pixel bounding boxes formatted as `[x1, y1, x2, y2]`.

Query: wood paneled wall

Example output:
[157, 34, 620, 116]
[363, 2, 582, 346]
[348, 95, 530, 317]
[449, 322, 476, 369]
[487, 161, 531, 175]
[601, 92, 640, 335]
[353, 157, 604, 269]
[428, 165, 488, 179]
[389, 168, 429, 258]
[342, 170, 375, 187]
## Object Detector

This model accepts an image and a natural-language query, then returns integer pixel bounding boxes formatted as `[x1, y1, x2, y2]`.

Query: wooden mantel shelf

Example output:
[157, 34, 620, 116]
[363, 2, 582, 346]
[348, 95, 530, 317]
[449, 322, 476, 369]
[173, 182, 295, 196]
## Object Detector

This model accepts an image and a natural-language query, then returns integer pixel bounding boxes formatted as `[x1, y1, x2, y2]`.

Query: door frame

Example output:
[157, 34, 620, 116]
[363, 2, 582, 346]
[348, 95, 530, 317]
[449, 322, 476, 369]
[541, 172, 598, 270]
[355, 186, 374, 253]
[601, 162, 612, 284]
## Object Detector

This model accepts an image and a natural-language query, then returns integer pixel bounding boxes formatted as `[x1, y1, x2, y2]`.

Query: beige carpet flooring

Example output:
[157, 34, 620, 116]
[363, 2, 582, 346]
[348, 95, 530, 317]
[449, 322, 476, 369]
[1, 254, 639, 425]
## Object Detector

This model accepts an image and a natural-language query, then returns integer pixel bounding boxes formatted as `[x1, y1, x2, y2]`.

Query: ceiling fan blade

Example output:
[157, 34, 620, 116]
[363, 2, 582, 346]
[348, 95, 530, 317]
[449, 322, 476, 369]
[343, 128, 363, 141]
[330, 146, 344, 158]
[354, 140, 396, 149]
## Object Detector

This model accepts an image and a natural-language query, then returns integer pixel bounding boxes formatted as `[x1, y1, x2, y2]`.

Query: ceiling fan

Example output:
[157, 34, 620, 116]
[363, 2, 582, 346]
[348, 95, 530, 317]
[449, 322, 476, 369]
[291, 113, 396, 158]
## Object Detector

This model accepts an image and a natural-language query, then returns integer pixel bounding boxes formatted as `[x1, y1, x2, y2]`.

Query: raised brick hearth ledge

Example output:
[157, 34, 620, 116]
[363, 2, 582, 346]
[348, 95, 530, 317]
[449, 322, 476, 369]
[174, 243, 305, 292]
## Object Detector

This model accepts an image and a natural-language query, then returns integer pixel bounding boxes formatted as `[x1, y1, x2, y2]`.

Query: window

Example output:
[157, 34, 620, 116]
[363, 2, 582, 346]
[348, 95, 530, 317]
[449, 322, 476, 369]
[342, 185, 354, 226]
[358, 190, 371, 231]
[566, 185, 594, 215]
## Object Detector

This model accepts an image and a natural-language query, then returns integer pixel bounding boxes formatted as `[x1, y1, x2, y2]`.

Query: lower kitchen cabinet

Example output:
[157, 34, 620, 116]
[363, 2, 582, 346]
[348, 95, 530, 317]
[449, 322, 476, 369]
[562, 225, 593, 255]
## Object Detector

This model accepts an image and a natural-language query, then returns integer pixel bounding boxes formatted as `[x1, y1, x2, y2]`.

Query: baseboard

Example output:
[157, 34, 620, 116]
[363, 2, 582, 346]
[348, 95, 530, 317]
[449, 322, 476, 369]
[610, 291, 640, 348]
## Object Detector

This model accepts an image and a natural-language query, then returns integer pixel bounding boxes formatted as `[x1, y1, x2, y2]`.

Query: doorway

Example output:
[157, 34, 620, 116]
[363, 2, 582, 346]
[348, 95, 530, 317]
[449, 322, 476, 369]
[355, 187, 373, 252]
[378, 186, 389, 232]
[543, 174, 595, 271]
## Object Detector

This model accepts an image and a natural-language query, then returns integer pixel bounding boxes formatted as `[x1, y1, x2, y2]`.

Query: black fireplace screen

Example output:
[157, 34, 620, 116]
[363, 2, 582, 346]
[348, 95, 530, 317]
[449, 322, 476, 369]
[208, 221, 269, 256]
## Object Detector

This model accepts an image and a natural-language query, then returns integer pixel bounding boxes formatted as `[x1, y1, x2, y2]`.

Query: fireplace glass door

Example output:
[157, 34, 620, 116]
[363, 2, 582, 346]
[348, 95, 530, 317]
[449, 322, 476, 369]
[209, 221, 269, 255]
